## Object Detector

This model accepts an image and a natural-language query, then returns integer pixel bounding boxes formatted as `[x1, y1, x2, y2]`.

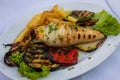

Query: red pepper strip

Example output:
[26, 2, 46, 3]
[46, 47, 78, 64]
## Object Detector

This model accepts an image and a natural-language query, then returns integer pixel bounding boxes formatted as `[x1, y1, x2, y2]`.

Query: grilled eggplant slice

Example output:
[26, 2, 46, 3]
[23, 43, 60, 71]
[23, 52, 60, 71]
[71, 10, 94, 22]
[71, 10, 98, 26]
[77, 19, 98, 26]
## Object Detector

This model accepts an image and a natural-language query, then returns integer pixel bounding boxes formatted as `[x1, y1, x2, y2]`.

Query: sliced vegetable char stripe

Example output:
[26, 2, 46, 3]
[71, 10, 94, 22]
[23, 43, 60, 71]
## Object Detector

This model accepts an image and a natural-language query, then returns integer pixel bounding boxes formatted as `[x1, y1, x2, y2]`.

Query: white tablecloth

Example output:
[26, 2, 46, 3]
[0, 0, 120, 80]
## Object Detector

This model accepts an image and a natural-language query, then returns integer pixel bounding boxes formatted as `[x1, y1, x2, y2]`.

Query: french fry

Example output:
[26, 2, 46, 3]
[47, 17, 70, 24]
[48, 5, 61, 19]
[14, 7, 57, 42]
[47, 17, 61, 23]
[59, 8, 71, 17]
[14, 5, 76, 43]
[50, 4, 58, 12]
[58, 7, 78, 23]
[14, 13, 43, 42]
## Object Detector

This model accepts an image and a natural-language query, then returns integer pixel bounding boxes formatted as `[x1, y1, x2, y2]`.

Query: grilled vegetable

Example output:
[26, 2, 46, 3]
[71, 10, 98, 26]
[74, 38, 105, 52]
[44, 47, 78, 65]
[71, 10, 94, 22]
[77, 19, 98, 26]
[58, 8, 78, 23]
[14, 13, 42, 42]
[23, 42, 60, 71]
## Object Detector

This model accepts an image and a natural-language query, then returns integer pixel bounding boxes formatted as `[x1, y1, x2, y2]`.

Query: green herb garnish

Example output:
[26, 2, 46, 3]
[68, 67, 74, 70]
[48, 23, 58, 34]
[114, 45, 117, 47]
[45, 35, 49, 40]
[70, 24, 78, 31]
[39, 27, 44, 33]
[53, 41, 56, 43]
[88, 47, 95, 51]
[108, 44, 111, 46]
[88, 57, 91, 59]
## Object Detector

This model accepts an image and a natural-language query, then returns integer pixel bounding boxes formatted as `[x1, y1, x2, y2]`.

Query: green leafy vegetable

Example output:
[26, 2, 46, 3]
[9, 51, 23, 64]
[9, 51, 50, 80]
[94, 10, 120, 35]
[18, 62, 50, 80]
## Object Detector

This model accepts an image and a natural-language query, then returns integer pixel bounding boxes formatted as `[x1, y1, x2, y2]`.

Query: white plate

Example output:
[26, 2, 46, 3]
[0, 1, 120, 80]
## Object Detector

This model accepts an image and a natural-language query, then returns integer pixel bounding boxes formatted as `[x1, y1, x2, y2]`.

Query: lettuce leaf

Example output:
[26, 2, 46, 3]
[18, 62, 50, 80]
[94, 10, 120, 35]
[9, 51, 23, 64]
[9, 51, 50, 80]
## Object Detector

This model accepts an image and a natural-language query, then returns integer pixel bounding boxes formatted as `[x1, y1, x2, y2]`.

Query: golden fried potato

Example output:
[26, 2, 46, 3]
[58, 8, 78, 23]
[14, 5, 74, 42]
[14, 13, 43, 42]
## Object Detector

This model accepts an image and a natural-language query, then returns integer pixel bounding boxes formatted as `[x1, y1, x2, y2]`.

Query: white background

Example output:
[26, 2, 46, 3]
[0, 0, 120, 80]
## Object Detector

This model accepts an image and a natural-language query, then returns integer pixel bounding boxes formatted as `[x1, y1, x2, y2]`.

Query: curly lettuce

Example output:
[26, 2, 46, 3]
[9, 51, 23, 64]
[94, 10, 120, 35]
[18, 62, 50, 80]
[9, 51, 50, 80]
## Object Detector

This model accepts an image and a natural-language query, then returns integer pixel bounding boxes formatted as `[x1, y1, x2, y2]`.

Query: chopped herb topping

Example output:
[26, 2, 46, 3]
[39, 27, 44, 33]
[57, 50, 63, 53]
[108, 44, 111, 46]
[114, 45, 117, 47]
[88, 47, 95, 51]
[38, 55, 44, 59]
[32, 46, 36, 50]
[88, 57, 91, 59]
[30, 39, 40, 44]
[58, 34, 62, 38]
[45, 35, 47, 37]
[68, 67, 74, 70]
[48, 62, 52, 64]
[70, 24, 78, 31]
[45, 35, 49, 40]
[48, 23, 58, 34]
[53, 41, 56, 43]
[29, 54, 34, 59]
[47, 37, 49, 40]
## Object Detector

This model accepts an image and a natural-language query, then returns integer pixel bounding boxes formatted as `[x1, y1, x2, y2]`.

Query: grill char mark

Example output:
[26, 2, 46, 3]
[78, 33, 81, 39]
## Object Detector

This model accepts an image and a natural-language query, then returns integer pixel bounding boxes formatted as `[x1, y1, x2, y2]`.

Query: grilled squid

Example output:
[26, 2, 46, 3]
[35, 21, 105, 47]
